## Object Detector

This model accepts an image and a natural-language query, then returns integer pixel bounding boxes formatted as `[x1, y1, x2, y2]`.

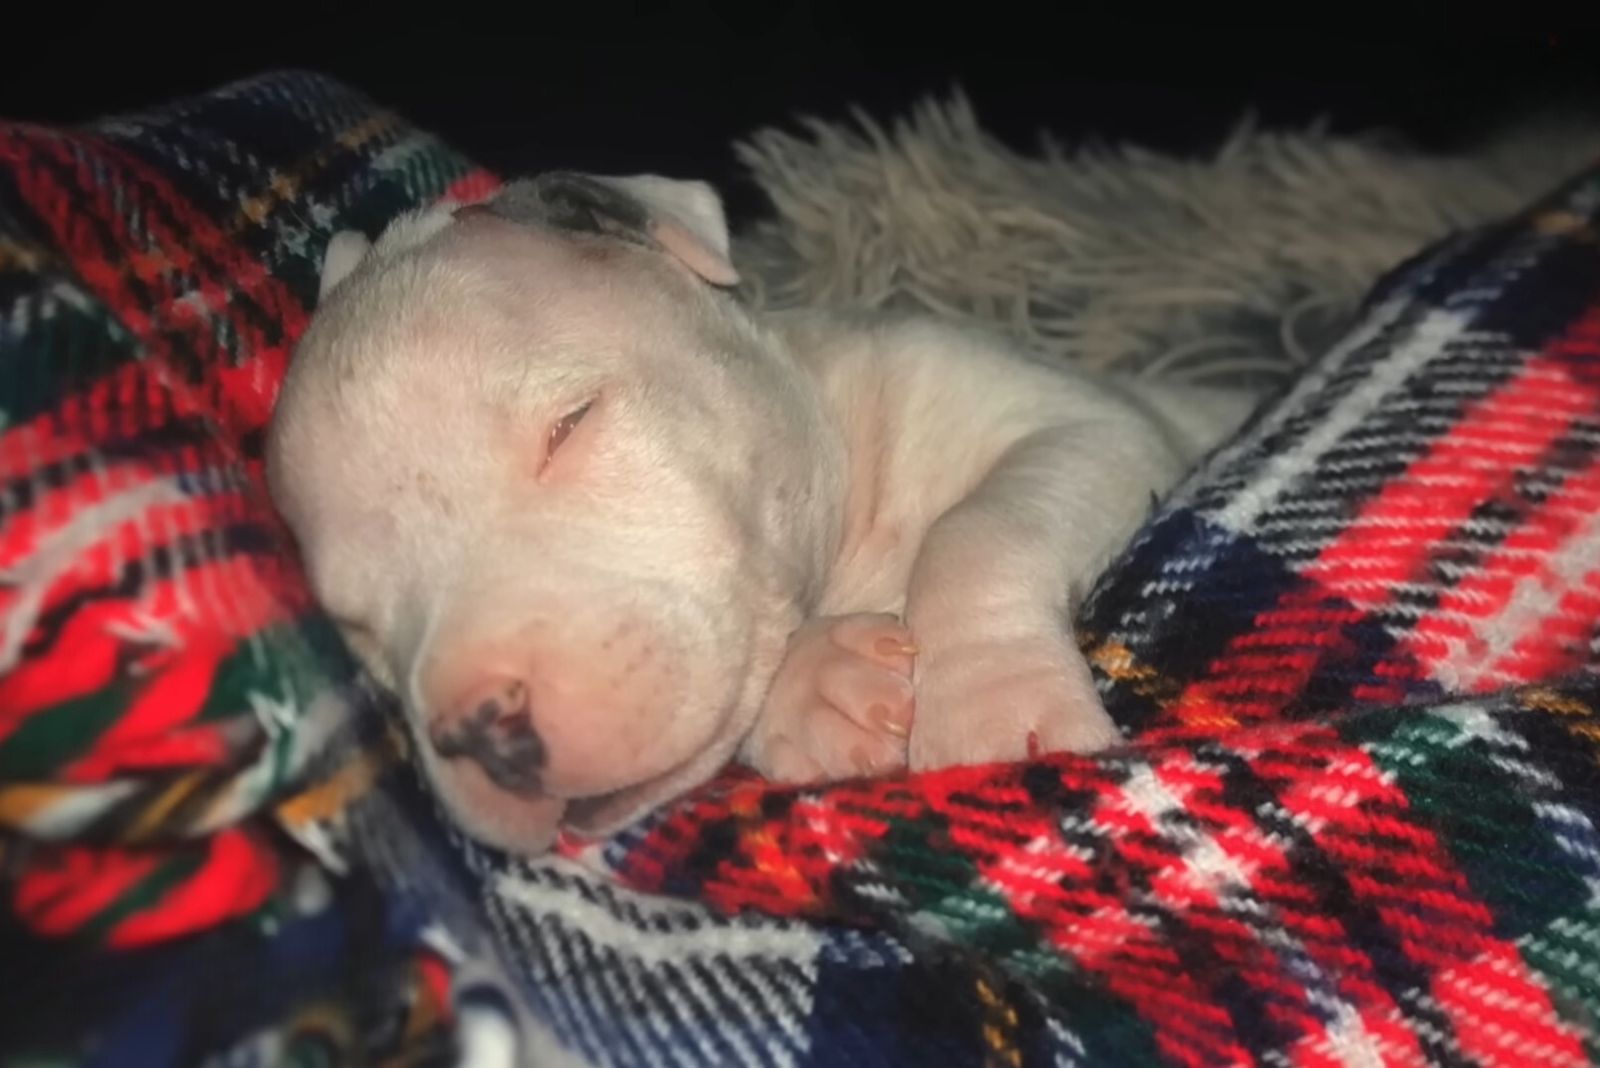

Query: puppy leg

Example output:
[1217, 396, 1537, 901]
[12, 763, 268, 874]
[743, 613, 916, 783]
[904, 423, 1186, 769]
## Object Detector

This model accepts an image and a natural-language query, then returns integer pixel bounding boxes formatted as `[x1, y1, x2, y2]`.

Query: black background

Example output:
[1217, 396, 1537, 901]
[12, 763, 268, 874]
[3, 11, 1599, 226]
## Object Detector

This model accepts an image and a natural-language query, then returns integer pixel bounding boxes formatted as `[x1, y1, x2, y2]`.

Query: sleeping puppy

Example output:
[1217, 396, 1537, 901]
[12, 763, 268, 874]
[264, 173, 1257, 855]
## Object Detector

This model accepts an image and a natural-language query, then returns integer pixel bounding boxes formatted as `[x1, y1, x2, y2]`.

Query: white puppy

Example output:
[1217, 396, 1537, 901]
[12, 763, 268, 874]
[265, 173, 1256, 855]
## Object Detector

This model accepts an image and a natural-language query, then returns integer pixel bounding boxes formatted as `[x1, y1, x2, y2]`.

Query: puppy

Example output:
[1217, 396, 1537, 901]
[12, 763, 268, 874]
[265, 173, 1257, 854]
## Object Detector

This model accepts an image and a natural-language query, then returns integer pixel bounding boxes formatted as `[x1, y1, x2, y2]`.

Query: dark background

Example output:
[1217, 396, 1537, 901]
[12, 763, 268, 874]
[3, 12, 1599, 226]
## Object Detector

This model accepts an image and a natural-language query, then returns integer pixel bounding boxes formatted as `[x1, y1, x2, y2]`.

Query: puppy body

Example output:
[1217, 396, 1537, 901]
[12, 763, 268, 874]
[265, 174, 1255, 854]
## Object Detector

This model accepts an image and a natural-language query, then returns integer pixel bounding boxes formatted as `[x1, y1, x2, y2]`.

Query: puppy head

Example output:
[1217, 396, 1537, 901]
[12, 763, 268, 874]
[267, 175, 837, 853]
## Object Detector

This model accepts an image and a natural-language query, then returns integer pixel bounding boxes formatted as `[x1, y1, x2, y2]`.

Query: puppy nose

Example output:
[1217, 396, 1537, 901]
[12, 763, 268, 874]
[427, 676, 548, 797]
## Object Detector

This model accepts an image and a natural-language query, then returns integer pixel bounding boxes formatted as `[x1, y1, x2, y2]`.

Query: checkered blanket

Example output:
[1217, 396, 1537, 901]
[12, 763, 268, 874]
[4, 71, 1600, 1068]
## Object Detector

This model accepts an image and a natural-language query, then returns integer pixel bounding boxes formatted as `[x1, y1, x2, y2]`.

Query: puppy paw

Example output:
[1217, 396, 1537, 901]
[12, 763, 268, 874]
[908, 629, 1119, 772]
[744, 613, 917, 783]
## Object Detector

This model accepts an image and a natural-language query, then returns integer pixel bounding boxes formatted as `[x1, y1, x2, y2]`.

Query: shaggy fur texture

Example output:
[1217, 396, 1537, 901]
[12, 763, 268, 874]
[734, 92, 1600, 386]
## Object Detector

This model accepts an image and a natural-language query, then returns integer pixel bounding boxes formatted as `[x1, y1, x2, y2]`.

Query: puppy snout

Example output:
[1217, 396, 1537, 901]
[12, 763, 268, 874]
[418, 613, 686, 799]
[428, 677, 548, 797]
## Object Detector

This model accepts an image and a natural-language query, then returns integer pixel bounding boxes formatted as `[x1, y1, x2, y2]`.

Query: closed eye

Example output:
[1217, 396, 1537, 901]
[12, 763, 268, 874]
[544, 398, 594, 468]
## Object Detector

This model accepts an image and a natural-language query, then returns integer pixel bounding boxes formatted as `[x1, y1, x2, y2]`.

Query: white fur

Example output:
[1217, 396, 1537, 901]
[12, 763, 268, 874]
[265, 175, 1256, 855]
[319, 231, 371, 299]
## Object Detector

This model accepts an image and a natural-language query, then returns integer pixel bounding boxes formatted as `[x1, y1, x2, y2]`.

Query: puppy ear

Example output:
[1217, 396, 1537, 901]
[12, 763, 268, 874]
[319, 230, 373, 300]
[591, 174, 739, 287]
[478, 172, 740, 287]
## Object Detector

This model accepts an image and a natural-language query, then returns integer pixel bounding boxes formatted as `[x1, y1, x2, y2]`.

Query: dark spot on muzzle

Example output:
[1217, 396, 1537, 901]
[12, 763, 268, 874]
[429, 689, 548, 797]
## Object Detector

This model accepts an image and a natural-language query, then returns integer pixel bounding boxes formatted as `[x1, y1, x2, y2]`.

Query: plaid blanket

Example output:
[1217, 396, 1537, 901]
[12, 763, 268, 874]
[4, 71, 1600, 1068]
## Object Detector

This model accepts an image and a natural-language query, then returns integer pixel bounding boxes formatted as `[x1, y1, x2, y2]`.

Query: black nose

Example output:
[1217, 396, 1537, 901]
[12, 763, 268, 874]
[428, 687, 548, 797]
